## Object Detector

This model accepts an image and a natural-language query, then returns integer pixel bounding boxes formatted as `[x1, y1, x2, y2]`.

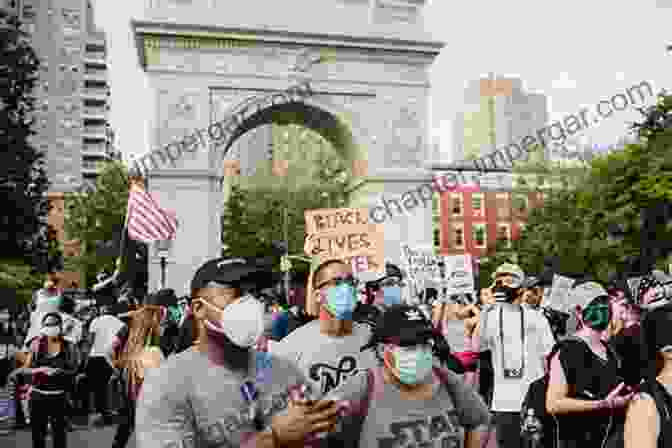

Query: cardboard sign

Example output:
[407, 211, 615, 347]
[442, 254, 475, 296]
[304, 208, 384, 274]
[547, 274, 576, 312]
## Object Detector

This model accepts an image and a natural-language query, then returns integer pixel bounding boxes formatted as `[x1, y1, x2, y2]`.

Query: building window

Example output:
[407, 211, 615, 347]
[450, 193, 462, 216]
[496, 192, 510, 218]
[514, 194, 528, 212]
[452, 224, 464, 249]
[497, 223, 511, 248]
[473, 223, 487, 248]
[472, 193, 484, 216]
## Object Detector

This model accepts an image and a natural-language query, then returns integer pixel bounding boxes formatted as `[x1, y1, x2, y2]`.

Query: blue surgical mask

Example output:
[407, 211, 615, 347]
[323, 283, 358, 320]
[393, 345, 434, 385]
[382, 286, 402, 306]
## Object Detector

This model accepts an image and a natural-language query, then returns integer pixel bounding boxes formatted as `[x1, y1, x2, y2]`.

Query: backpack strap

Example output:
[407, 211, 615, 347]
[361, 368, 376, 419]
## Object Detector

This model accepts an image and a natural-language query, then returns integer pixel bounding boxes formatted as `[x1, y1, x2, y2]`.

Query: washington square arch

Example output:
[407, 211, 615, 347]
[130, 0, 444, 292]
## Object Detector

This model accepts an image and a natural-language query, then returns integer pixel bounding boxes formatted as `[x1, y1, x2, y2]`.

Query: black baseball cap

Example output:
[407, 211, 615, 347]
[361, 304, 434, 351]
[191, 257, 277, 293]
[144, 289, 179, 307]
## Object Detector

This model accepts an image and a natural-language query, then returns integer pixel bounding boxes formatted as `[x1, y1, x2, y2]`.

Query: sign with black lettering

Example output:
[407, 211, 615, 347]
[304, 208, 384, 273]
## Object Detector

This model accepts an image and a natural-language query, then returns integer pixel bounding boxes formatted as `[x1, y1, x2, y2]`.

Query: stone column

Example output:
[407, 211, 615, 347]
[147, 170, 223, 294]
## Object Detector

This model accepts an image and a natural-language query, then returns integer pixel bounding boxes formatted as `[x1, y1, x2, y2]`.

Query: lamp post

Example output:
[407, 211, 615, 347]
[154, 239, 172, 290]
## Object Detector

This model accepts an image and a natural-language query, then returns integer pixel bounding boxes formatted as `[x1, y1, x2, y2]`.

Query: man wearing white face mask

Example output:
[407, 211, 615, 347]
[136, 257, 340, 448]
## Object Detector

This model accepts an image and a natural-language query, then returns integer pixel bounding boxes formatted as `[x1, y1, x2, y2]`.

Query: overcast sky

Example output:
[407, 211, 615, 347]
[92, 0, 672, 162]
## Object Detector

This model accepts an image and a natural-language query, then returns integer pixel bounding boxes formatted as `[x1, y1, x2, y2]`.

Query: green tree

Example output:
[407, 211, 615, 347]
[503, 91, 672, 282]
[222, 124, 351, 270]
[64, 161, 129, 283]
[0, 10, 50, 266]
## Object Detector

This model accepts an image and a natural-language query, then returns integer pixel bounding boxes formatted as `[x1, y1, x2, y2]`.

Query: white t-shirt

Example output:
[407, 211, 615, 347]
[270, 320, 378, 399]
[89, 314, 125, 361]
[479, 303, 555, 412]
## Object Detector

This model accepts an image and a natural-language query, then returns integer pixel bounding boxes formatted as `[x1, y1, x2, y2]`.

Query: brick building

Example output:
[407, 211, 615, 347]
[436, 188, 544, 258]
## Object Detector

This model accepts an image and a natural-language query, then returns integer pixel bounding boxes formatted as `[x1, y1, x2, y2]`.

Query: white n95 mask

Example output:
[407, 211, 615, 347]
[203, 295, 265, 348]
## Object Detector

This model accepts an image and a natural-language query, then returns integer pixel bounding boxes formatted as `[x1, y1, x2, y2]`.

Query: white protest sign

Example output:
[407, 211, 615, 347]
[547, 274, 576, 312]
[442, 254, 475, 296]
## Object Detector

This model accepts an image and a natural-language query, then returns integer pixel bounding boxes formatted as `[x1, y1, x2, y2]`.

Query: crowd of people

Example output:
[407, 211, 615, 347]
[1, 255, 672, 448]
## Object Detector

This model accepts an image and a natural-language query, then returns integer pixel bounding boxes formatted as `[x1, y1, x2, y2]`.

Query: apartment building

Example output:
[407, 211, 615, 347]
[2, 0, 112, 272]
[1, 0, 112, 192]
[452, 75, 548, 162]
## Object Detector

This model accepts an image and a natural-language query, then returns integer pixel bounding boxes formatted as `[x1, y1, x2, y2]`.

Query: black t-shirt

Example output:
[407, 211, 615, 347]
[609, 324, 647, 386]
[556, 339, 623, 447]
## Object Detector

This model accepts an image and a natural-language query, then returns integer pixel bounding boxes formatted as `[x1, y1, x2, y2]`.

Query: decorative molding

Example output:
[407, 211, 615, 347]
[132, 20, 444, 63]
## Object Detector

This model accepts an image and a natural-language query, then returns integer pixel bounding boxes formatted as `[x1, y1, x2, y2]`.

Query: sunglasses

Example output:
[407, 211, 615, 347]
[316, 275, 359, 291]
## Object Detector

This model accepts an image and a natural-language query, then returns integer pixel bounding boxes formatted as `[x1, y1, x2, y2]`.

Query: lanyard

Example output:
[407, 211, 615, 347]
[499, 305, 525, 376]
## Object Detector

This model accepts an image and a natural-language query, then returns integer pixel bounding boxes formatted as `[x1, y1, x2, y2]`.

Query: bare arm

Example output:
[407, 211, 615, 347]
[465, 427, 489, 448]
[546, 352, 603, 415]
[624, 395, 658, 448]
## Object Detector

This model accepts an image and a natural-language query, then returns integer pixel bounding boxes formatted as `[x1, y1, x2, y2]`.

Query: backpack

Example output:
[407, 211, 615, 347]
[519, 336, 622, 448]
[360, 365, 467, 418]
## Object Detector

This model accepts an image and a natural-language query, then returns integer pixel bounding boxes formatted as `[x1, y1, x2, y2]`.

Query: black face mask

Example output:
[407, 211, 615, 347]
[493, 285, 517, 303]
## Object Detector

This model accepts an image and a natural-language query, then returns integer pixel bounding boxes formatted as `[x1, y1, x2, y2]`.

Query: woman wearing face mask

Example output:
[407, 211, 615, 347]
[136, 257, 340, 448]
[10, 312, 79, 448]
[323, 304, 491, 448]
[546, 281, 635, 448]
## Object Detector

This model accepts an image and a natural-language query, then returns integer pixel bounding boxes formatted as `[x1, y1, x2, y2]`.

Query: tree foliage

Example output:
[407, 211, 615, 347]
[491, 91, 672, 283]
[0, 10, 50, 265]
[222, 124, 351, 271]
[64, 161, 129, 284]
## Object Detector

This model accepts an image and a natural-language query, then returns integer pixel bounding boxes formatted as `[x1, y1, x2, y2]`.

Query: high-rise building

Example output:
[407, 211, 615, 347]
[1, 0, 111, 193]
[453, 75, 548, 162]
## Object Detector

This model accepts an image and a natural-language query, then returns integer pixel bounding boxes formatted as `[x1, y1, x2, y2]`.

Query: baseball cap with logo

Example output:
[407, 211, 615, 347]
[361, 304, 434, 351]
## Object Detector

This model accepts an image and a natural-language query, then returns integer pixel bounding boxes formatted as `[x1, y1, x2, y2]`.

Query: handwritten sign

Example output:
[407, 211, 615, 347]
[304, 208, 384, 274]
[547, 274, 576, 312]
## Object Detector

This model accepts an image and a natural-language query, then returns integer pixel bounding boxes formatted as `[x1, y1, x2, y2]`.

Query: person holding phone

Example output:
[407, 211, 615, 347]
[546, 281, 635, 448]
[12, 312, 79, 448]
[136, 258, 339, 448]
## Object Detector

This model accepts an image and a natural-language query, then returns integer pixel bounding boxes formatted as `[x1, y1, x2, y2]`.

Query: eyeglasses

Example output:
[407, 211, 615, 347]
[316, 275, 359, 291]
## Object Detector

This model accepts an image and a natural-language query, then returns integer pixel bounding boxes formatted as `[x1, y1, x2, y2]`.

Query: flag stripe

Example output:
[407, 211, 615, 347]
[126, 184, 178, 243]
[132, 188, 175, 235]
[132, 190, 176, 235]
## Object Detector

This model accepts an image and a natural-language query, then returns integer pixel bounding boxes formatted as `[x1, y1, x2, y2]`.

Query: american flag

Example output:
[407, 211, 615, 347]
[125, 181, 178, 243]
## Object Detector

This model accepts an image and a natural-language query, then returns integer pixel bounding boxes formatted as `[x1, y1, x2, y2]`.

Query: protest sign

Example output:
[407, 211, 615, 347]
[547, 274, 576, 312]
[304, 208, 384, 274]
[400, 245, 441, 301]
[442, 254, 475, 297]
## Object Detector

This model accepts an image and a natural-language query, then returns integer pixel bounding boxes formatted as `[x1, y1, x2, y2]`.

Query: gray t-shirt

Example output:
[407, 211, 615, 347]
[325, 366, 491, 447]
[271, 320, 378, 398]
[135, 347, 310, 448]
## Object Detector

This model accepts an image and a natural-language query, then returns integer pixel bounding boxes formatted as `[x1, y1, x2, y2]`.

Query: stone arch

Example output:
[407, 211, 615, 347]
[215, 95, 368, 181]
